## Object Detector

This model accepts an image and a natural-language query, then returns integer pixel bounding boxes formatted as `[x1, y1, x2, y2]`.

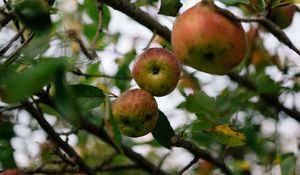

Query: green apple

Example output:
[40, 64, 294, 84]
[112, 89, 159, 137]
[171, 2, 247, 75]
[132, 48, 181, 96]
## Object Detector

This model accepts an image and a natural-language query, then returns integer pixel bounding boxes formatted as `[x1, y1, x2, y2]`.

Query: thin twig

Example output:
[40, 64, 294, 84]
[67, 30, 97, 60]
[177, 155, 200, 175]
[171, 135, 233, 175]
[0, 27, 25, 57]
[2, 33, 34, 67]
[228, 72, 300, 122]
[25, 163, 141, 174]
[213, 4, 300, 56]
[91, 0, 104, 49]
[157, 152, 170, 175]
[72, 68, 132, 80]
[22, 100, 97, 175]
[99, 0, 171, 41]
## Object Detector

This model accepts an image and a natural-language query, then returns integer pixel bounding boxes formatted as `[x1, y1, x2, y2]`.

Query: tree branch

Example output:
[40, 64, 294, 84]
[0, 27, 25, 57]
[80, 119, 169, 175]
[22, 101, 97, 175]
[72, 68, 132, 80]
[171, 135, 233, 175]
[228, 73, 300, 122]
[214, 5, 300, 56]
[100, 0, 171, 41]
[25, 163, 140, 174]
[177, 155, 200, 175]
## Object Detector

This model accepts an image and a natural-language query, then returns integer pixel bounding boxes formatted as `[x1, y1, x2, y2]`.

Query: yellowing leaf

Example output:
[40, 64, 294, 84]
[206, 124, 246, 147]
[97, 83, 116, 96]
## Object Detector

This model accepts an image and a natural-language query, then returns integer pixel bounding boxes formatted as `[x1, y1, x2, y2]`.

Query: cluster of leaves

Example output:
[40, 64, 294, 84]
[0, 0, 300, 174]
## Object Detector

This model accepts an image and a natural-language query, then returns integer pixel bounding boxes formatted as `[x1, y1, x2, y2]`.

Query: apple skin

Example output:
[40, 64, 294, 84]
[132, 48, 181, 96]
[171, 2, 247, 75]
[0, 170, 24, 175]
[112, 89, 159, 137]
[270, 5, 296, 29]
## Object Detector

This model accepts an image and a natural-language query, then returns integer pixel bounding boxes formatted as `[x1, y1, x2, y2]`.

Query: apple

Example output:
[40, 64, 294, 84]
[132, 48, 181, 96]
[112, 89, 159, 137]
[270, 5, 296, 29]
[0, 170, 24, 175]
[171, 2, 247, 75]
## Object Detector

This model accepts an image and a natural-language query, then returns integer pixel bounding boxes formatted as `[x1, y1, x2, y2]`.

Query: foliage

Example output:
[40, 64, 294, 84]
[0, 0, 300, 174]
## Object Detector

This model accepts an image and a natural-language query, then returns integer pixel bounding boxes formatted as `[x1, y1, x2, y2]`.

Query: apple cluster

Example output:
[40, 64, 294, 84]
[112, 48, 181, 137]
[112, 1, 252, 138]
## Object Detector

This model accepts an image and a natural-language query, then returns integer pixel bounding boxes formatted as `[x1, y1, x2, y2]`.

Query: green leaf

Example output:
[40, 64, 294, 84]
[0, 139, 16, 169]
[105, 96, 122, 145]
[53, 69, 81, 125]
[257, 0, 266, 11]
[191, 121, 214, 131]
[205, 124, 246, 147]
[151, 110, 175, 149]
[70, 84, 104, 111]
[281, 153, 296, 175]
[22, 34, 50, 59]
[0, 123, 16, 169]
[114, 51, 135, 92]
[3, 58, 70, 103]
[252, 74, 282, 94]
[186, 91, 218, 114]
[218, 0, 250, 5]
[158, 0, 182, 16]
[11, 0, 52, 35]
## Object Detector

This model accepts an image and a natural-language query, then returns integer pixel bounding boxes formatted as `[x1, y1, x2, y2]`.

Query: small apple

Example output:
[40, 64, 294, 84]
[112, 89, 159, 137]
[171, 2, 247, 75]
[132, 48, 181, 96]
[270, 5, 297, 29]
[0, 169, 24, 175]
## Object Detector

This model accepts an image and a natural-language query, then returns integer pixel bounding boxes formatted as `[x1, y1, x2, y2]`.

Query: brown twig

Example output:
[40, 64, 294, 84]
[2, 33, 34, 67]
[72, 68, 132, 80]
[80, 119, 169, 175]
[22, 100, 97, 175]
[25, 163, 141, 174]
[213, 5, 300, 56]
[177, 155, 200, 175]
[67, 30, 97, 60]
[228, 73, 300, 122]
[91, 0, 104, 49]
[0, 11, 14, 28]
[0, 27, 25, 57]
[99, 0, 171, 41]
[171, 135, 233, 175]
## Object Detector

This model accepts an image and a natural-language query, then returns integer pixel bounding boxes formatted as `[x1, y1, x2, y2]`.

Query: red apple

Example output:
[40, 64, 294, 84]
[0, 170, 24, 175]
[132, 48, 181, 96]
[171, 2, 247, 75]
[112, 89, 159, 137]
[270, 5, 297, 29]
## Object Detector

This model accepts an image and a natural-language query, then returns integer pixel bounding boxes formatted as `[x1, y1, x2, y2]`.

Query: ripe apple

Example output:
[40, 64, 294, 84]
[132, 48, 181, 96]
[171, 2, 247, 75]
[0, 170, 24, 175]
[112, 89, 159, 137]
[270, 5, 296, 29]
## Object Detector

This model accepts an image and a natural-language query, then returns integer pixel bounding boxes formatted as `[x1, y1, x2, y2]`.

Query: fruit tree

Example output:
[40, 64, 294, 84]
[0, 0, 300, 174]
